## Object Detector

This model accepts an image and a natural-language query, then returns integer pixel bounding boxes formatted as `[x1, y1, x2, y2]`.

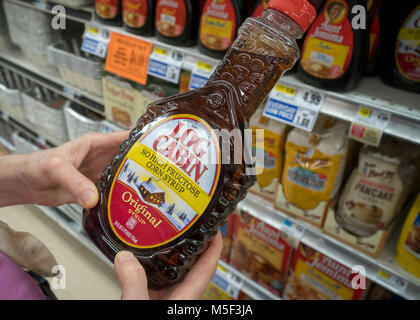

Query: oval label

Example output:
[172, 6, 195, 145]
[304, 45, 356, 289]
[108, 114, 221, 248]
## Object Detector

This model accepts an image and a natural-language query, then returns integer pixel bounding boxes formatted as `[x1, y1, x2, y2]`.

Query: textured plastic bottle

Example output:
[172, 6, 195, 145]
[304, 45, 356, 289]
[155, 0, 199, 47]
[95, 0, 122, 26]
[380, 1, 420, 93]
[83, 0, 316, 289]
[297, 0, 368, 92]
[198, 0, 243, 59]
[123, 0, 155, 36]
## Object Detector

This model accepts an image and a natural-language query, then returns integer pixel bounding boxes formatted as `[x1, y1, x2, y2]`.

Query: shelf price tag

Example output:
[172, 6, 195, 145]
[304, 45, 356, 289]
[213, 265, 244, 299]
[263, 83, 325, 131]
[376, 269, 408, 293]
[350, 106, 391, 146]
[278, 219, 304, 249]
[81, 23, 110, 58]
[105, 32, 153, 85]
[34, 0, 48, 10]
[188, 61, 214, 90]
[147, 46, 184, 84]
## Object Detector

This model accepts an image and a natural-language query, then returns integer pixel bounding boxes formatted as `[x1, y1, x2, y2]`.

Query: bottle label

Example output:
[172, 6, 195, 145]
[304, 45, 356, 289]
[156, 0, 186, 37]
[300, 0, 353, 79]
[200, 0, 237, 51]
[123, 0, 148, 28]
[404, 211, 420, 258]
[107, 114, 221, 248]
[395, 6, 420, 82]
[252, 0, 268, 18]
[96, 0, 119, 19]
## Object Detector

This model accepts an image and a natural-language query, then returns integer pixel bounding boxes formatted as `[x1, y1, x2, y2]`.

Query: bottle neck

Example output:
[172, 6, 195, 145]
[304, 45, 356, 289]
[207, 9, 302, 121]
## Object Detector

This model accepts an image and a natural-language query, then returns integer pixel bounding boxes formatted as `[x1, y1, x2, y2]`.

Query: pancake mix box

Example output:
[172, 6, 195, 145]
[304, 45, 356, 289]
[283, 243, 370, 300]
[230, 210, 293, 296]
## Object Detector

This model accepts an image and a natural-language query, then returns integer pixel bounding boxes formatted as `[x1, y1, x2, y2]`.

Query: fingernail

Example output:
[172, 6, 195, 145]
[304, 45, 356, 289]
[80, 189, 95, 207]
[116, 251, 134, 263]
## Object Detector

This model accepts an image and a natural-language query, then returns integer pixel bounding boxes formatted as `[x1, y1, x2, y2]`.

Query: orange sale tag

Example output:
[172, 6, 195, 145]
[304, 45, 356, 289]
[105, 32, 153, 85]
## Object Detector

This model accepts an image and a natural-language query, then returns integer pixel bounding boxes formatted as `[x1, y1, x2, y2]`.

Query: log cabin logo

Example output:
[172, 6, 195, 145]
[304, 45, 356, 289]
[138, 177, 165, 207]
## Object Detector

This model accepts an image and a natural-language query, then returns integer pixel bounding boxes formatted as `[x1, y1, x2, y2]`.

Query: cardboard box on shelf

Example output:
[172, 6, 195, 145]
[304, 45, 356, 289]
[283, 243, 370, 300]
[229, 209, 293, 296]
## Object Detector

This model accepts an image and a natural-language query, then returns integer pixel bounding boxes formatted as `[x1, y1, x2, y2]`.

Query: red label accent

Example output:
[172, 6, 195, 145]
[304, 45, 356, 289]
[123, 0, 148, 28]
[368, 14, 380, 60]
[95, 0, 119, 19]
[156, 0, 186, 37]
[252, 0, 268, 18]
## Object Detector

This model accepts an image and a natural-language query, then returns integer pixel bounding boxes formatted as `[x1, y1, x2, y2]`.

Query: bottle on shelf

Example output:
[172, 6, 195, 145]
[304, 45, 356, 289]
[380, 1, 420, 93]
[94, 0, 122, 26]
[122, 0, 155, 36]
[154, 0, 199, 47]
[364, 0, 383, 76]
[297, 0, 369, 92]
[198, 0, 243, 59]
[83, 0, 316, 289]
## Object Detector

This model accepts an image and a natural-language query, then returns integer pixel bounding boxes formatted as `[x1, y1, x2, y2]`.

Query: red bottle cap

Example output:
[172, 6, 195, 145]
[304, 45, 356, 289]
[267, 0, 316, 32]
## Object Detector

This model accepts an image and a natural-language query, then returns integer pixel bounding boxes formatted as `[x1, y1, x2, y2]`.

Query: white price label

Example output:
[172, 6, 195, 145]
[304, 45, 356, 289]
[350, 106, 391, 146]
[263, 83, 325, 131]
[81, 24, 110, 58]
[34, 0, 48, 10]
[147, 46, 183, 84]
[213, 265, 244, 299]
[278, 219, 304, 249]
[376, 269, 408, 294]
[63, 87, 77, 99]
[189, 61, 214, 90]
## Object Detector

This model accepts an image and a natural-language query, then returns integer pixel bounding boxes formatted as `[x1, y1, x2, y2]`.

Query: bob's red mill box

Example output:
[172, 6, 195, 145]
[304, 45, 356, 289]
[283, 243, 370, 300]
[230, 210, 293, 296]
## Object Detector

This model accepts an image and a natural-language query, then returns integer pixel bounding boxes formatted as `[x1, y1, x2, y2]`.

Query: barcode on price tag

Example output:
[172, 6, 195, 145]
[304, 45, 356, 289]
[189, 61, 214, 90]
[263, 83, 325, 131]
[81, 23, 110, 58]
[148, 46, 183, 84]
[376, 269, 408, 293]
[350, 106, 391, 146]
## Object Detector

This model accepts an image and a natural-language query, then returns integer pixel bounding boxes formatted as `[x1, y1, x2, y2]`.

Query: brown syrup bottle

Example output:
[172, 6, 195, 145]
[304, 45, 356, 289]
[95, 0, 122, 26]
[83, 0, 316, 289]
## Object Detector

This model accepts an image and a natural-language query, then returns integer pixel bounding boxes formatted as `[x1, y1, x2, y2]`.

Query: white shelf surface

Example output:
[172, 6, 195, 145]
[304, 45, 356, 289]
[239, 193, 420, 300]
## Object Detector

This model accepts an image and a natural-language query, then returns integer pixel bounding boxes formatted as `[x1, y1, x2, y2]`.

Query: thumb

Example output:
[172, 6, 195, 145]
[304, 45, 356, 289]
[114, 251, 150, 300]
[46, 157, 98, 208]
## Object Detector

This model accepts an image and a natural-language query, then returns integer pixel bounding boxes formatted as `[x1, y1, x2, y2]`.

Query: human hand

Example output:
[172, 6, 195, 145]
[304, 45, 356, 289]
[17, 131, 128, 208]
[114, 231, 223, 300]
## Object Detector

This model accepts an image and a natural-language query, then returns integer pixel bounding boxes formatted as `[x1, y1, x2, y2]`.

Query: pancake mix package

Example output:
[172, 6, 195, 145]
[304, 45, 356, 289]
[229, 210, 293, 296]
[324, 137, 420, 257]
[283, 243, 370, 300]
[249, 106, 287, 201]
[275, 117, 350, 227]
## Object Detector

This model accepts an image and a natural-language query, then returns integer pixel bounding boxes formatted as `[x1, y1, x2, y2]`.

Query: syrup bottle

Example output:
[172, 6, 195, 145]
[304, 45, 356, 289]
[198, 0, 243, 59]
[155, 0, 199, 47]
[380, 0, 420, 93]
[95, 0, 122, 26]
[84, 0, 316, 289]
[365, 0, 383, 76]
[123, 0, 155, 36]
[297, 0, 369, 92]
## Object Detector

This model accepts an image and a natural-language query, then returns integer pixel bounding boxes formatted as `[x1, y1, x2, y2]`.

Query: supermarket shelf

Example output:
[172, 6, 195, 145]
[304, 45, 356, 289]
[5, 0, 92, 24]
[280, 75, 420, 145]
[0, 136, 15, 152]
[0, 47, 104, 115]
[218, 260, 281, 300]
[0, 110, 60, 146]
[239, 193, 420, 300]
[36, 204, 279, 300]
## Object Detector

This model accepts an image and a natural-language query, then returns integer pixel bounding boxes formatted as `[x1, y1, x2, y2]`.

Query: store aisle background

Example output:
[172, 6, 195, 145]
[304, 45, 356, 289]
[0, 205, 121, 300]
